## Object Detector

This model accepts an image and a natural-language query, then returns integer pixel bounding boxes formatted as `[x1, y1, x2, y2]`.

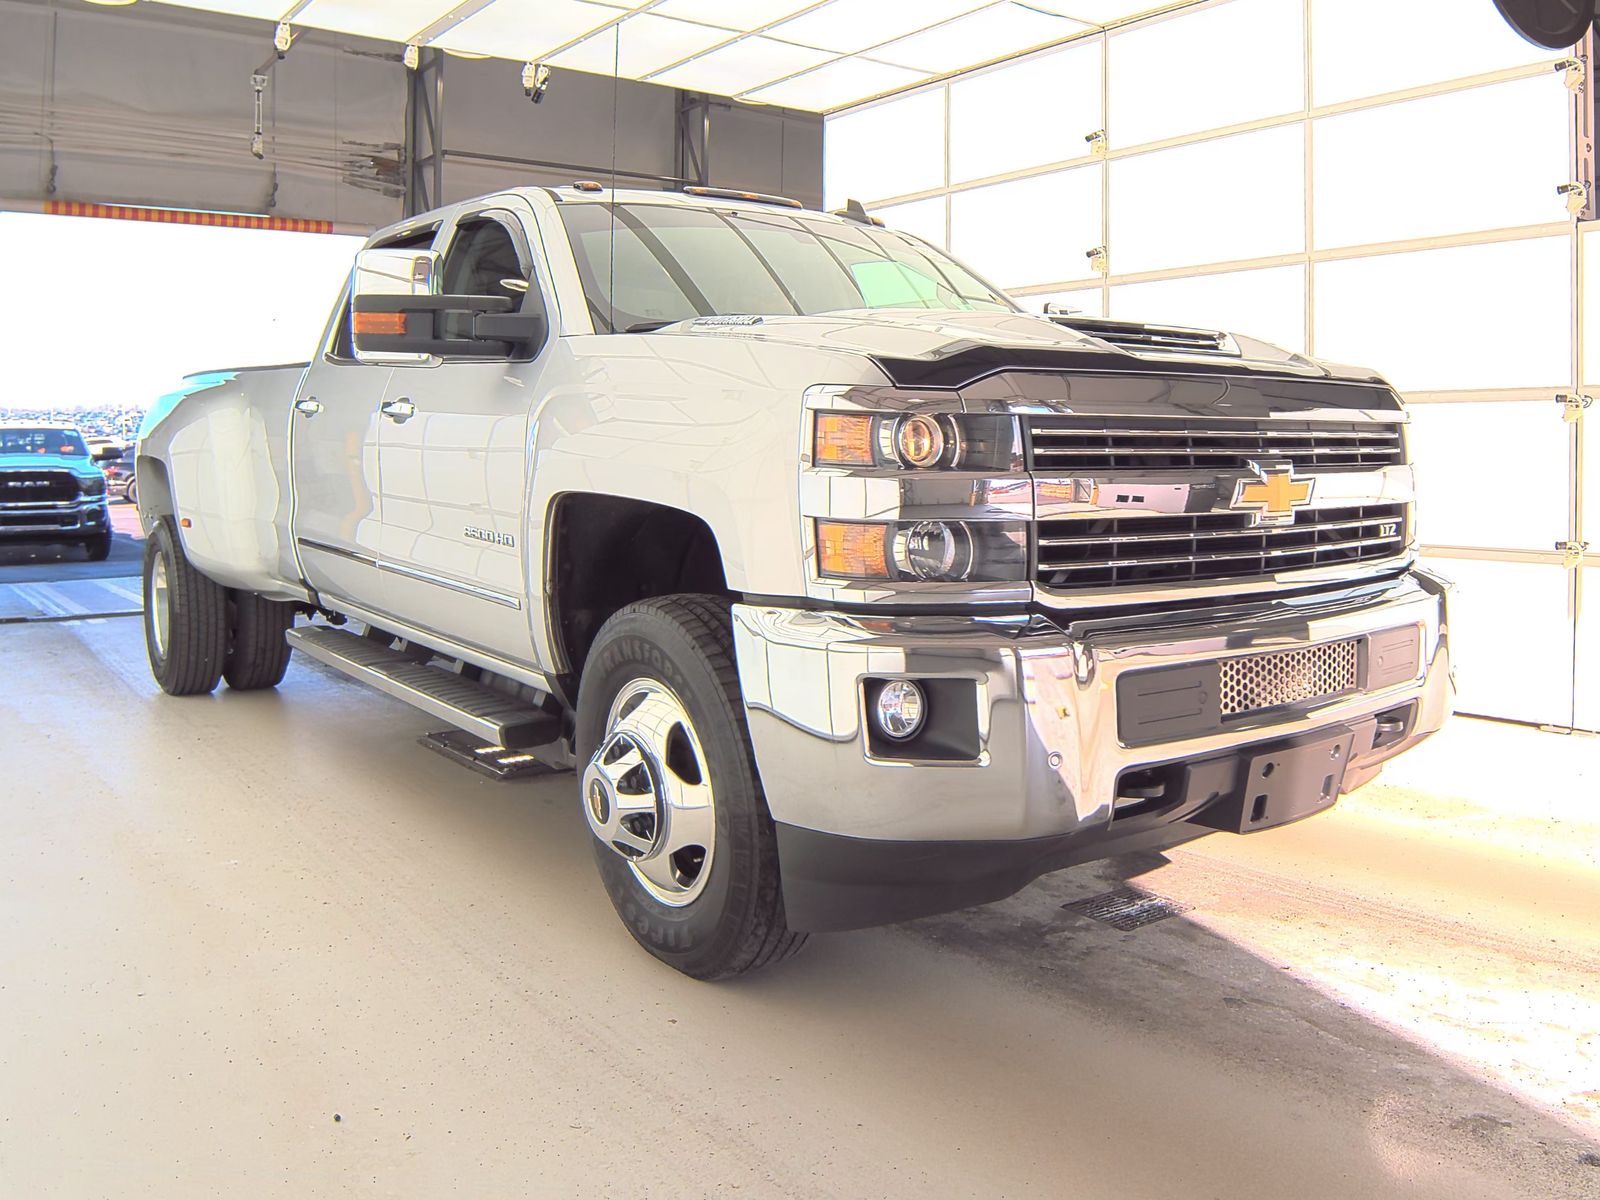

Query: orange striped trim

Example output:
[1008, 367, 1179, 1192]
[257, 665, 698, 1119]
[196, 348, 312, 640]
[44, 200, 333, 234]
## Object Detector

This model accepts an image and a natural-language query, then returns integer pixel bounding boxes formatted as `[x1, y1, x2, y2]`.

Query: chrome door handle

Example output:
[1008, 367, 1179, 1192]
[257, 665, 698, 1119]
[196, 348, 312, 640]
[294, 397, 323, 416]
[380, 398, 416, 423]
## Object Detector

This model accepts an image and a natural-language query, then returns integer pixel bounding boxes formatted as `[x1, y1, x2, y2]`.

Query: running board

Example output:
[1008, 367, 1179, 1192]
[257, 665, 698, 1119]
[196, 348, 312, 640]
[287, 625, 561, 750]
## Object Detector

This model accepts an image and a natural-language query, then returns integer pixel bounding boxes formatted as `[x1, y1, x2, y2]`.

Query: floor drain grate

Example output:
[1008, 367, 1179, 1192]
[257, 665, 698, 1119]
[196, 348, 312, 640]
[1062, 885, 1191, 931]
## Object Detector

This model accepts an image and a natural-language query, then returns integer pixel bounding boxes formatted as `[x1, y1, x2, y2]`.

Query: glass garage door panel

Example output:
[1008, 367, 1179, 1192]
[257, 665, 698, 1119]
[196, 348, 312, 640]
[949, 165, 1102, 290]
[949, 39, 1101, 184]
[1314, 237, 1571, 393]
[1405, 402, 1570, 552]
[1313, 76, 1568, 250]
[1578, 571, 1600, 731]
[1109, 124, 1304, 276]
[1107, 0, 1302, 148]
[1422, 557, 1574, 727]
[1108, 265, 1305, 356]
[824, 87, 945, 207]
[1017, 287, 1103, 317]
[877, 196, 948, 249]
[1311, 0, 1552, 108]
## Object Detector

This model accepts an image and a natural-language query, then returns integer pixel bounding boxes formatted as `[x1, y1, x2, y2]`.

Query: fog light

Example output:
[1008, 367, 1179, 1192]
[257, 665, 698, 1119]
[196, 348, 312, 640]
[873, 679, 925, 741]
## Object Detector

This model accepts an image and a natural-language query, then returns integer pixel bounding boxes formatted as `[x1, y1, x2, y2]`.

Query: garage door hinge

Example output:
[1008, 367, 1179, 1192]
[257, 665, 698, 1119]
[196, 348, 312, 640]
[1557, 393, 1593, 422]
[1555, 539, 1590, 567]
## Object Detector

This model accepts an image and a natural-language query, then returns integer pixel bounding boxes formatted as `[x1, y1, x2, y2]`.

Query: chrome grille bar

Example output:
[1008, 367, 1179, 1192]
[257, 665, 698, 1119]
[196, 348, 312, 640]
[1027, 417, 1405, 473]
[1036, 503, 1408, 590]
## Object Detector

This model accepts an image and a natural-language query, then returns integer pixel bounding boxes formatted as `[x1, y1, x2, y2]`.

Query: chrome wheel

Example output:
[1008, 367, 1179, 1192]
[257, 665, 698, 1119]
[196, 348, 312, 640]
[581, 676, 716, 907]
[149, 552, 171, 660]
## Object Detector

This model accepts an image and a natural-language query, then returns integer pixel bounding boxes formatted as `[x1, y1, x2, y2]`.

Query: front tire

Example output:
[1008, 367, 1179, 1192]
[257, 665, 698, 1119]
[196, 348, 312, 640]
[223, 591, 296, 690]
[84, 529, 112, 561]
[576, 595, 806, 980]
[143, 517, 228, 696]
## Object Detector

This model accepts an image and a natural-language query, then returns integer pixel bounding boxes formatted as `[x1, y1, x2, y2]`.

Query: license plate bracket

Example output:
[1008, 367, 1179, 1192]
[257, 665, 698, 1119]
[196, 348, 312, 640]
[1194, 726, 1354, 834]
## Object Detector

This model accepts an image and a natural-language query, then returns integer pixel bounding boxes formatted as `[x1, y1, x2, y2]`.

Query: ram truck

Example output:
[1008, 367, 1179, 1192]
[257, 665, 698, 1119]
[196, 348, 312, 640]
[0, 423, 112, 560]
[136, 185, 1453, 979]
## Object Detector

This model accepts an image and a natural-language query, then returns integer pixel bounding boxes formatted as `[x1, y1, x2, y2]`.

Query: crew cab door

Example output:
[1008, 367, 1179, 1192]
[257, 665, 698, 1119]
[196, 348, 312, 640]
[375, 200, 549, 665]
[290, 222, 438, 607]
[289, 315, 393, 606]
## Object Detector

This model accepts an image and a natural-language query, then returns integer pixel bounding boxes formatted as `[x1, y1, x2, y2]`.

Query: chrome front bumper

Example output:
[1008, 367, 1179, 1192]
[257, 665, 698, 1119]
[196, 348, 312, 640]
[732, 569, 1452, 847]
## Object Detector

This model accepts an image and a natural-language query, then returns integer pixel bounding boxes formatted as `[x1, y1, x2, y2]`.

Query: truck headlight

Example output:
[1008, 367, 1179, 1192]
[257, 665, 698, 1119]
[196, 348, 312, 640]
[816, 519, 1026, 582]
[812, 412, 1018, 472]
[79, 475, 106, 497]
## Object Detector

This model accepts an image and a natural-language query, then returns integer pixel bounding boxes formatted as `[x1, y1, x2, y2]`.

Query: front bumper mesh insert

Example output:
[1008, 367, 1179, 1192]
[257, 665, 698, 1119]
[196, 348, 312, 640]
[1219, 638, 1359, 717]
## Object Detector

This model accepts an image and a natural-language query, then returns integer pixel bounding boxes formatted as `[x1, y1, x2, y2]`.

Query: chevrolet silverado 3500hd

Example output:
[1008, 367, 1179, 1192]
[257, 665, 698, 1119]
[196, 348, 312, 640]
[136, 185, 1452, 978]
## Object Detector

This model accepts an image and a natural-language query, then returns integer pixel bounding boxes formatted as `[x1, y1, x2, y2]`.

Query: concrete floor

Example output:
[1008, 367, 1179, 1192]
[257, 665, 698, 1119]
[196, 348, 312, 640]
[2, 609, 1598, 1198]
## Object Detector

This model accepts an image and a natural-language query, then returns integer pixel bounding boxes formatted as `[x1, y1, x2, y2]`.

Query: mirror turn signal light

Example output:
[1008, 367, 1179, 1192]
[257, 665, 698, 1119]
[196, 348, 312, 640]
[353, 311, 409, 336]
[816, 520, 889, 579]
[814, 413, 876, 466]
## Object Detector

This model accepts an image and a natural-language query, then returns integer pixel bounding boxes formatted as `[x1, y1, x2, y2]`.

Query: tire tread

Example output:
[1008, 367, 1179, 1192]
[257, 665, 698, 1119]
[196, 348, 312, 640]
[144, 517, 228, 696]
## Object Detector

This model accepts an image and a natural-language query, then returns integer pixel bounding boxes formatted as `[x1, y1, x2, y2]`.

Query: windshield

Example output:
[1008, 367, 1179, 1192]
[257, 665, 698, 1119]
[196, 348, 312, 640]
[559, 202, 1016, 333]
[0, 427, 89, 458]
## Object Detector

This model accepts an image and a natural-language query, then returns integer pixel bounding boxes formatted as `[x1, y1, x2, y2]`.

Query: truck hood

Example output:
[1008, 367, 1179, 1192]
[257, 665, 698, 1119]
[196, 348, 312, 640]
[650, 309, 1386, 390]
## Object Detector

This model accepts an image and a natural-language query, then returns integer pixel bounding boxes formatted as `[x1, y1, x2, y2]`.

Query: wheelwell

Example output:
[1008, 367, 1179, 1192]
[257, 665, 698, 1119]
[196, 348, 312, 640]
[134, 456, 174, 523]
[548, 494, 730, 683]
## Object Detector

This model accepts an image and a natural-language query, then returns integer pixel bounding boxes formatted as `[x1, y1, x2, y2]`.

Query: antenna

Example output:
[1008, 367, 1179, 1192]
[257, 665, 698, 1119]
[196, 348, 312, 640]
[1491, 0, 1598, 49]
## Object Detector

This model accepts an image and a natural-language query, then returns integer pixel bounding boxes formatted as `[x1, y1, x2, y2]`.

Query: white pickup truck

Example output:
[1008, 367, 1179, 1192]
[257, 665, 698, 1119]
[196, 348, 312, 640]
[136, 184, 1452, 978]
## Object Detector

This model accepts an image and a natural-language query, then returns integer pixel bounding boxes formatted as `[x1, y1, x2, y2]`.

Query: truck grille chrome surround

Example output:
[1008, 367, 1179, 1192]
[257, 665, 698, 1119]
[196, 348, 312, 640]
[1027, 417, 1404, 472]
[1036, 503, 1408, 589]
[1218, 639, 1360, 717]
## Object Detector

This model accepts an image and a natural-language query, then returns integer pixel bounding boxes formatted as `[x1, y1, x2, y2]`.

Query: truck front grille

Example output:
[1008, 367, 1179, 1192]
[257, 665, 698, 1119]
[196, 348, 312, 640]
[1219, 639, 1360, 716]
[0, 470, 78, 504]
[1036, 502, 1408, 589]
[1027, 417, 1405, 472]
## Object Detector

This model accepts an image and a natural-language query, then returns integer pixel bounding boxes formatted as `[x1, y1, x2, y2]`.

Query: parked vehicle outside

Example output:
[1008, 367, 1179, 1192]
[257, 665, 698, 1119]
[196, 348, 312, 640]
[0, 423, 112, 560]
[99, 451, 138, 504]
[133, 185, 1453, 978]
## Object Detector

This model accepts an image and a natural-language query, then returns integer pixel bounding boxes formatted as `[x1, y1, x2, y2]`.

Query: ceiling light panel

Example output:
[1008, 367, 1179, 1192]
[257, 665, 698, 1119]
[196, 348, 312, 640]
[552, 14, 735, 78]
[150, 0, 295, 18]
[744, 55, 930, 111]
[430, 0, 623, 60]
[769, 0, 994, 54]
[648, 36, 833, 94]
[1019, 1, 1187, 23]
[650, 0, 818, 32]
[873, 3, 1091, 72]
[293, 0, 456, 41]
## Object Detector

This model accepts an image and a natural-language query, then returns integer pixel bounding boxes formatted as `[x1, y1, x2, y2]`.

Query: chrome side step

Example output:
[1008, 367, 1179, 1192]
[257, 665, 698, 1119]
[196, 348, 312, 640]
[287, 625, 561, 750]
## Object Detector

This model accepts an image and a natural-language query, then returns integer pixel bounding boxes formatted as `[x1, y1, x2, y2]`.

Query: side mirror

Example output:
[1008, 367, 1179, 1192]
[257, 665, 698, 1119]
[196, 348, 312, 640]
[350, 247, 545, 362]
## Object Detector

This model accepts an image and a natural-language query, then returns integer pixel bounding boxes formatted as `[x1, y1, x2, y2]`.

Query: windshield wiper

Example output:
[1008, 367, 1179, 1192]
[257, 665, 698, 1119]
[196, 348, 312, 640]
[625, 319, 679, 333]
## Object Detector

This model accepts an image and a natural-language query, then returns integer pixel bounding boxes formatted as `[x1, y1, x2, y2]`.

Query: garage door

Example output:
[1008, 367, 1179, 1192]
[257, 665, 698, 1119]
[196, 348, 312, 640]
[824, 0, 1594, 729]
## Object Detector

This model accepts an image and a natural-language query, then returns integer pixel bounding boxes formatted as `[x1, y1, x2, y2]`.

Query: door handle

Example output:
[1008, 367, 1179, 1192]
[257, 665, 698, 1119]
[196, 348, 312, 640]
[380, 398, 416, 423]
[294, 397, 323, 417]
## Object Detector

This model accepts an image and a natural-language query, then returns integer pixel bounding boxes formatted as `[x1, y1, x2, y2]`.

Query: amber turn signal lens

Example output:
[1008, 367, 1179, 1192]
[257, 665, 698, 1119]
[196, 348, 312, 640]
[816, 520, 890, 578]
[814, 413, 876, 466]
[353, 311, 408, 336]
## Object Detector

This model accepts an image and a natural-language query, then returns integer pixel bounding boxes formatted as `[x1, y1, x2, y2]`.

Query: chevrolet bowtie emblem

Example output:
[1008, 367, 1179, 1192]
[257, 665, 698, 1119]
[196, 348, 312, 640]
[1231, 461, 1313, 526]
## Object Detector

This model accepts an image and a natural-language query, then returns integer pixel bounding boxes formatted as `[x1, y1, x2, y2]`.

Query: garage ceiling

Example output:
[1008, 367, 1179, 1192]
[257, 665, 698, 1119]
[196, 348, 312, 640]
[139, 0, 1198, 112]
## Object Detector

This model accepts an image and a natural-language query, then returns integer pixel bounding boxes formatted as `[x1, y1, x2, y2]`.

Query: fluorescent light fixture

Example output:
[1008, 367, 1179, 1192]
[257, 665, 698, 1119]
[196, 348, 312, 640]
[552, 14, 734, 78]
[149, 0, 297, 17]
[82, 0, 141, 6]
[648, 36, 832, 95]
[873, 3, 1091, 72]
[769, 0, 992, 55]
[650, 0, 816, 31]
[292, 0, 456, 42]
[430, 0, 621, 61]
[745, 54, 930, 111]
